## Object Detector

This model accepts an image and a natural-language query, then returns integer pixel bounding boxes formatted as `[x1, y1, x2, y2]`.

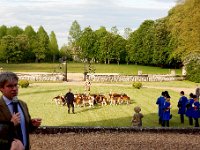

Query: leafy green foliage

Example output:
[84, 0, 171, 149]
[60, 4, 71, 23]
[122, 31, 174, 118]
[18, 80, 29, 88]
[185, 55, 200, 83]
[77, 27, 96, 62]
[6, 26, 23, 37]
[132, 82, 142, 89]
[0, 25, 7, 39]
[33, 26, 50, 62]
[49, 31, 59, 62]
[68, 20, 82, 45]
[166, 0, 200, 60]
[0, 1, 199, 72]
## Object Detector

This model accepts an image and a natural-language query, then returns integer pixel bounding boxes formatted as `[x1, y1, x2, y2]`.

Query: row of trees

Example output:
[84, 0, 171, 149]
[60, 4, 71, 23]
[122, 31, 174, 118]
[0, 21, 178, 67]
[0, 0, 199, 82]
[65, 19, 179, 68]
[0, 25, 59, 63]
[66, 0, 199, 68]
[0, 0, 196, 68]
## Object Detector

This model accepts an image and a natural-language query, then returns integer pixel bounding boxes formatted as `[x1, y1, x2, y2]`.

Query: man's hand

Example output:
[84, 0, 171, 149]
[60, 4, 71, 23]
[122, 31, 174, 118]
[10, 113, 21, 126]
[10, 139, 24, 150]
[31, 118, 42, 127]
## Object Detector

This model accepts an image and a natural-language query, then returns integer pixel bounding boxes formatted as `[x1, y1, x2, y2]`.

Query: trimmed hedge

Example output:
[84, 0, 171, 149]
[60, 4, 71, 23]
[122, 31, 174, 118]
[18, 80, 29, 88]
[132, 82, 142, 89]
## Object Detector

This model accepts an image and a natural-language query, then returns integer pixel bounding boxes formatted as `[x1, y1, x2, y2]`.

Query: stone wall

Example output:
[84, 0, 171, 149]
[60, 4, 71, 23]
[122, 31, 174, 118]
[34, 126, 200, 134]
[87, 74, 185, 82]
[15, 72, 185, 82]
[16, 72, 65, 81]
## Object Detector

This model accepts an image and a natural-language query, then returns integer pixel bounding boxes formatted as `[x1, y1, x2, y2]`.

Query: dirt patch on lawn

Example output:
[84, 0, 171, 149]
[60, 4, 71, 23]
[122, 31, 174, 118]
[30, 132, 200, 150]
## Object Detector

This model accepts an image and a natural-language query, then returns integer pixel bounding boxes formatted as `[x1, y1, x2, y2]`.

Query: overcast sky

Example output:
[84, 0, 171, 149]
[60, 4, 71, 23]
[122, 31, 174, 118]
[0, 0, 177, 48]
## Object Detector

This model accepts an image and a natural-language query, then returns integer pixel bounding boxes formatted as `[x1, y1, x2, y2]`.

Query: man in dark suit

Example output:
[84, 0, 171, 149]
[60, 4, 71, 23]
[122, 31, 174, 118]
[64, 88, 75, 114]
[0, 72, 42, 150]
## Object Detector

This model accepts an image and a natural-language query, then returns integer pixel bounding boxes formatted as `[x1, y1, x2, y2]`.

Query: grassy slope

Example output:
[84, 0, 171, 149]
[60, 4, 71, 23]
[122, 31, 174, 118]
[16, 81, 196, 127]
[0, 63, 182, 75]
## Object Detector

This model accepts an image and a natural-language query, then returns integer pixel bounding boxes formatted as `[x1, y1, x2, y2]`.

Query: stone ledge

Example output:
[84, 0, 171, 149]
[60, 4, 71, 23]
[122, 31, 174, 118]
[32, 126, 200, 134]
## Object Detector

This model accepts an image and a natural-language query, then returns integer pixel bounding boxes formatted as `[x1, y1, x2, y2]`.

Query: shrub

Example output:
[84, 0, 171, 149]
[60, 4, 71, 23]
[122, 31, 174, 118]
[18, 80, 29, 88]
[186, 59, 200, 83]
[132, 82, 142, 89]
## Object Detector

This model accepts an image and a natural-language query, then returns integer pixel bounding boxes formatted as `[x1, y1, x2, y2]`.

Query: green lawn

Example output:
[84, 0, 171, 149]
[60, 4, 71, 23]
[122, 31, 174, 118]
[13, 81, 196, 128]
[0, 63, 189, 127]
[0, 63, 182, 75]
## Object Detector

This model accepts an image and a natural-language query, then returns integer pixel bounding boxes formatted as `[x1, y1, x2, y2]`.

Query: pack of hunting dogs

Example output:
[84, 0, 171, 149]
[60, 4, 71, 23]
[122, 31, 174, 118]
[52, 92, 131, 107]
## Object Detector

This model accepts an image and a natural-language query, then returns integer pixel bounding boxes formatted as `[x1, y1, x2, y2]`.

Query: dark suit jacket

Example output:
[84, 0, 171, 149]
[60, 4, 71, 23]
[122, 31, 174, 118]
[0, 121, 14, 150]
[0, 96, 37, 150]
[64, 92, 74, 104]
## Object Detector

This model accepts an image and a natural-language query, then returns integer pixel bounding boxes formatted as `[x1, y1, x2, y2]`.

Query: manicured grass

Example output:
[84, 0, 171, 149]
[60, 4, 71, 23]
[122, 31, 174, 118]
[0, 63, 182, 75]
[14, 81, 195, 127]
[0, 63, 187, 127]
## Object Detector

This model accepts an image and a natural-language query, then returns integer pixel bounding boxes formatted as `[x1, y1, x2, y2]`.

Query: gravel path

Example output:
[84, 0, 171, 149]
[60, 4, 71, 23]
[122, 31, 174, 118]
[30, 132, 200, 150]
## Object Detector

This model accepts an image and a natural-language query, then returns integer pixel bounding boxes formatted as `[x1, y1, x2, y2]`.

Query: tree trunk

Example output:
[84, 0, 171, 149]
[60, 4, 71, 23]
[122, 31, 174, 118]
[35, 57, 38, 63]
[52, 55, 56, 63]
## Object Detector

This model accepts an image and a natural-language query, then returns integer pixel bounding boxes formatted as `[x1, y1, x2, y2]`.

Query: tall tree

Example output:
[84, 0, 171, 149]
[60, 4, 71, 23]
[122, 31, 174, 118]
[49, 31, 59, 62]
[167, 0, 200, 61]
[24, 25, 36, 38]
[33, 26, 50, 62]
[68, 20, 82, 45]
[113, 35, 127, 65]
[24, 25, 37, 62]
[0, 35, 16, 63]
[68, 20, 82, 61]
[93, 26, 108, 63]
[6, 26, 23, 37]
[15, 34, 30, 62]
[99, 32, 115, 64]
[0, 25, 7, 39]
[126, 20, 155, 65]
[78, 27, 96, 62]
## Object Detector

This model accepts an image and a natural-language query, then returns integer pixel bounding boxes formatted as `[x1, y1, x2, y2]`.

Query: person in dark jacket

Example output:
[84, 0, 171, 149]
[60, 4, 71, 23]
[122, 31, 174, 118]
[0, 121, 25, 150]
[0, 72, 42, 150]
[156, 91, 166, 124]
[192, 95, 200, 127]
[64, 88, 75, 114]
[177, 91, 188, 123]
[185, 93, 194, 125]
[162, 95, 171, 127]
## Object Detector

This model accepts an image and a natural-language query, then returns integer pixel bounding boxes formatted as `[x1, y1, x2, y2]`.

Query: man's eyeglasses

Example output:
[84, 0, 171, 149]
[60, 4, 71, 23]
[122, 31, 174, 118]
[5, 84, 19, 89]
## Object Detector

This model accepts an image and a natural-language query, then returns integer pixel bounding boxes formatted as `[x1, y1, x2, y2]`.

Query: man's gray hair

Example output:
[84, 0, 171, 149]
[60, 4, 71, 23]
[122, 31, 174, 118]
[0, 72, 19, 88]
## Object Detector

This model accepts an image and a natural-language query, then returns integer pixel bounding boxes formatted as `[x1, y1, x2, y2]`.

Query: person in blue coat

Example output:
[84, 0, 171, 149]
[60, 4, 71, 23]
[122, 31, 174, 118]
[162, 95, 171, 127]
[177, 91, 188, 123]
[192, 95, 200, 127]
[156, 91, 166, 124]
[185, 93, 194, 125]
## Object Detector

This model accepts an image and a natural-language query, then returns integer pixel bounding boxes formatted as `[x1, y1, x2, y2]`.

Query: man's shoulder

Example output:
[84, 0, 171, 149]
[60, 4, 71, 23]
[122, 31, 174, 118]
[18, 99, 28, 108]
[18, 99, 27, 104]
[66, 92, 74, 96]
